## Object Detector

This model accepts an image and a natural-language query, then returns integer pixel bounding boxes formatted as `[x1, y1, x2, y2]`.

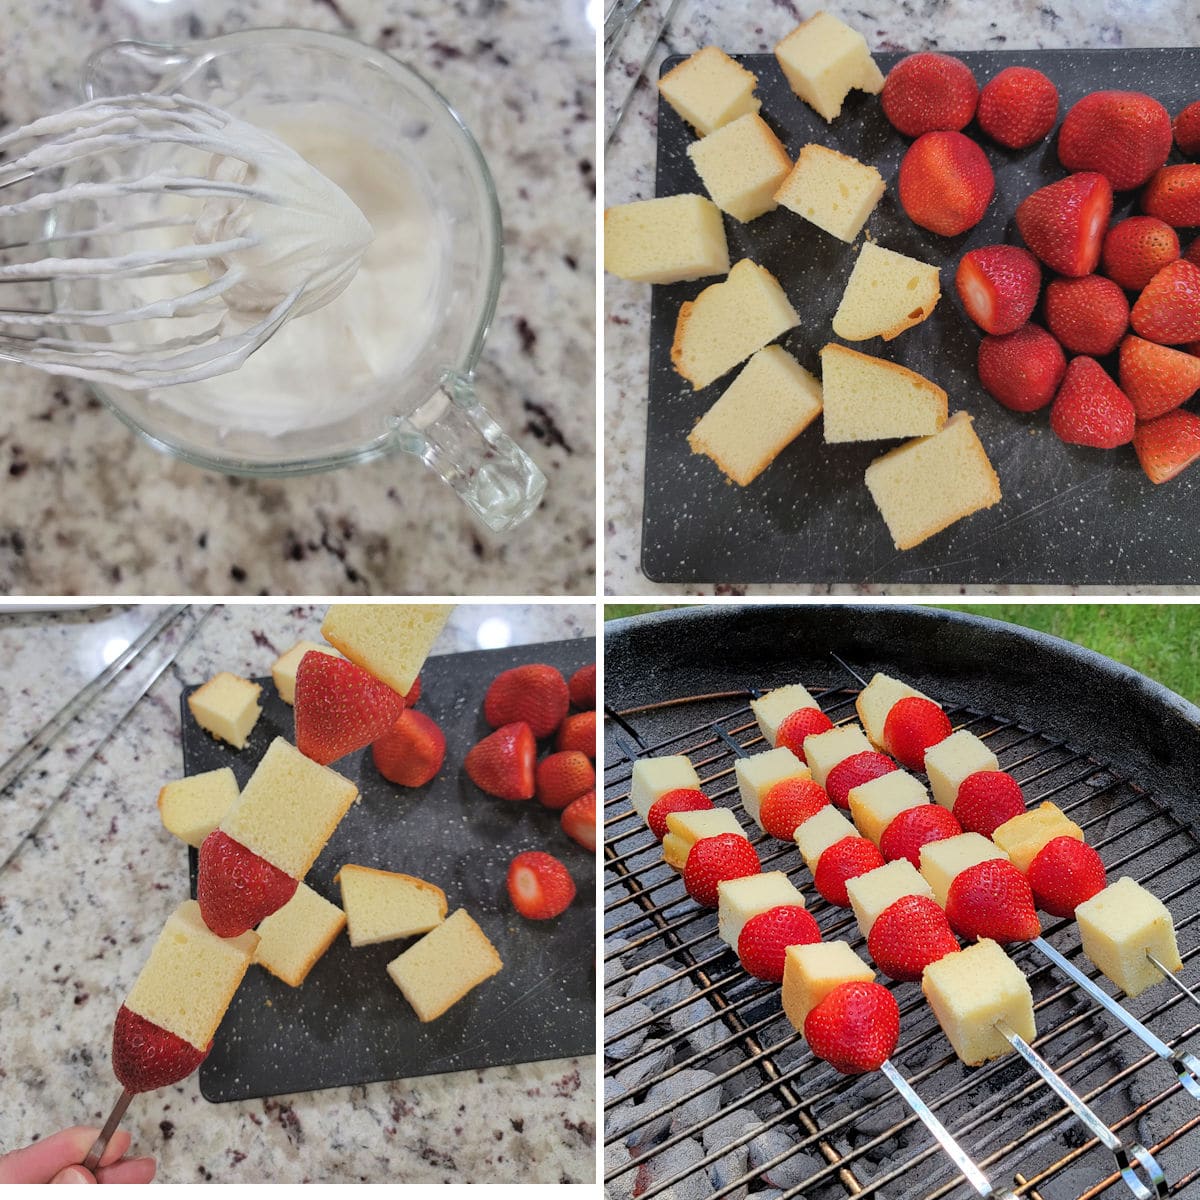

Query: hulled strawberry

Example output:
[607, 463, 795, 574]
[1118, 336, 1200, 420]
[197, 830, 298, 938]
[1049, 356, 1135, 449]
[977, 323, 1066, 412]
[1175, 101, 1200, 156]
[371, 708, 446, 787]
[868, 895, 960, 982]
[1016, 172, 1112, 277]
[955, 245, 1041, 335]
[824, 750, 898, 810]
[1043, 275, 1129, 356]
[759, 778, 830, 840]
[647, 787, 712, 841]
[484, 664, 569, 738]
[535, 750, 595, 811]
[1027, 836, 1107, 917]
[952, 771, 1025, 837]
[879, 804, 963, 868]
[507, 851, 576, 919]
[404, 676, 422, 706]
[682, 833, 761, 908]
[945, 859, 1041, 944]
[1133, 410, 1200, 484]
[775, 706, 834, 760]
[881, 52, 979, 138]
[1101, 217, 1180, 291]
[977, 66, 1058, 149]
[883, 697, 952, 771]
[804, 981, 900, 1074]
[737, 904, 821, 982]
[561, 790, 596, 851]
[1141, 164, 1200, 227]
[568, 663, 596, 709]
[294, 651, 407, 766]
[112, 1006, 210, 1094]
[813, 836, 886, 907]
[464, 722, 536, 800]
[1131, 260, 1200, 345]
[557, 710, 597, 760]
[1058, 90, 1172, 190]
[898, 131, 994, 236]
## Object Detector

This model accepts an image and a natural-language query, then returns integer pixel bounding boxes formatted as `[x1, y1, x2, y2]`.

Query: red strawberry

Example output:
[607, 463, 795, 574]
[1118, 335, 1200, 420]
[1016, 172, 1112, 277]
[1058, 91, 1172, 190]
[880, 804, 963, 868]
[557, 710, 597, 759]
[294, 652, 406, 766]
[404, 676, 422, 706]
[112, 1005, 210, 1093]
[506, 850, 576, 919]
[1049, 356, 1135, 449]
[813, 836, 885, 907]
[977, 66, 1058, 149]
[898, 131, 994, 237]
[568, 663, 595, 709]
[945, 859, 1041, 944]
[464, 722, 536, 800]
[952, 770, 1025, 837]
[883, 697, 952, 771]
[197, 830, 298, 938]
[825, 750, 898, 810]
[1141, 164, 1200, 227]
[1027, 836, 1107, 917]
[371, 709, 446, 787]
[561, 790, 596, 851]
[647, 787, 712, 840]
[1101, 217, 1180, 291]
[1131, 260, 1200, 345]
[737, 904, 821, 982]
[1043, 275, 1129, 356]
[977, 322, 1066, 412]
[881, 52, 979, 138]
[955, 245, 1041, 335]
[804, 981, 899, 1075]
[775, 706, 834, 759]
[1175, 101, 1200, 156]
[759, 778, 830, 840]
[484, 664, 569, 738]
[535, 750, 595, 811]
[1133, 410, 1200, 484]
[682, 833, 760, 908]
[867, 895, 960, 982]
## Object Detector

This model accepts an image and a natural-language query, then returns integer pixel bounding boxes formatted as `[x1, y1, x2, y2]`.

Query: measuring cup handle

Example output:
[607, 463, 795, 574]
[396, 374, 546, 533]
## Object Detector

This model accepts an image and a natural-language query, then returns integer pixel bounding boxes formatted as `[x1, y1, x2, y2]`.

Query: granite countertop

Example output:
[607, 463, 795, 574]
[0, 0, 595, 597]
[604, 0, 1197, 596]
[0, 604, 596, 1183]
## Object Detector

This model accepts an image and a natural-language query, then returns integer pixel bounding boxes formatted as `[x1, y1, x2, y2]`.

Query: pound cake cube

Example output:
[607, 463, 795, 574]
[855, 672, 933, 748]
[775, 145, 884, 242]
[220, 737, 358, 879]
[803, 724, 873, 788]
[718, 871, 806, 948]
[254, 883, 346, 988]
[774, 12, 884, 123]
[1076, 877, 1183, 998]
[993, 802, 1084, 874]
[687, 113, 792, 223]
[924, 729, 999, 810]
[672, 259, 800, 390]
[659, 46, 761, 136]
[848, 771, 929, 846]
[920, 833, 1009, 907]
[782, 941, 874, 1029]
[820, 344, 947, 443]
[688, 345, 823, 486]
[865, 413, 1002, 552]
[751, 683, 819, 746]
[832, 242, 941, 342]
[604, 194, 730, 284]
[629, 755, 702, 821]
[320, 604, 452, 696]
[922, 938, 1035, 1066]
[157, 767, 238, 848]
[187, 672, 262, 751]
[663, 808, 747, 871]
[387, 908, 503, 1022]
[735, 746, 810, 828]
[335, 864, 448, 946]
[272, 640, 339, 705]
[794, 806, 858, 872]
[846, 859, 936, 938]
[125, 900, 259, 1051]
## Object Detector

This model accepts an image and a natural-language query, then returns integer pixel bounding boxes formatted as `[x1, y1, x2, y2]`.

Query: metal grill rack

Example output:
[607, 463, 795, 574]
[603, 666, 1200, 1200]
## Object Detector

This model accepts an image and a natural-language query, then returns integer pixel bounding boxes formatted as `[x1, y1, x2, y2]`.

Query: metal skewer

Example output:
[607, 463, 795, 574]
[605, 0, 685, 149]
[81, 1089, 133, 1173]
[1147, 950, 1200, 1011]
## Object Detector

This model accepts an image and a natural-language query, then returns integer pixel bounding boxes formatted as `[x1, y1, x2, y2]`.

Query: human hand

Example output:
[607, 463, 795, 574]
[0, 1126, 156, 1184]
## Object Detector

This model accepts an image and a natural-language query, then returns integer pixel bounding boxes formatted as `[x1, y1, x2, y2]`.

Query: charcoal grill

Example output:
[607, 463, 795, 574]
[603, 605, 1200, 1199]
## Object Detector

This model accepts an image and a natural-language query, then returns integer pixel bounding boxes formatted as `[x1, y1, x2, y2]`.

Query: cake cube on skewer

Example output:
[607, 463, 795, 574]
[254, 883, 346, 987]
[774, 12, 884, 123]
[718, 871, 806, 948]
[782, 941, 874, 1029]
[735, 747, 810, 828]
[663, 808, 748, 871]
[751, 683, 820, 746]
[923, 730, 1000, 810]
[272, 640, 340, 705]
[993, 802, 1084, 874]
[187, 673, 262, 751]
[848, 771, 930, 846]
[157, 767, 238, 848]
[658, 46, 761, 136]
[919, 833, 1009, 907]
[687, 113, 792, 224]
[387, 909, 503, 1022]
[794, 806, 859, 873]
[1075, 877, 1184, 998]
[803, 724, 874, 788]
[629, 756, 703, 821]
[845, 860, 936, 939]
[774, 145, 884, 243]
[604, 194, 731, 285]
[336, 864, 448, 946]
[320, 604, 452, 696]
[855, 673, 933, 749]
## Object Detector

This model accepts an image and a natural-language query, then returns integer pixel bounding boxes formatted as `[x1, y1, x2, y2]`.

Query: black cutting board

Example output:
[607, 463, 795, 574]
[642, 47, 1200, 586]
[178, 638, 595, 1102]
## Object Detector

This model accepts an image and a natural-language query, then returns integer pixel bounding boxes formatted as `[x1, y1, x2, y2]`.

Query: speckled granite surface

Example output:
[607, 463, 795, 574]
[0, 0, 595, 597]
[604, 0, 1199, 596]
[0, 603, 596, 1183]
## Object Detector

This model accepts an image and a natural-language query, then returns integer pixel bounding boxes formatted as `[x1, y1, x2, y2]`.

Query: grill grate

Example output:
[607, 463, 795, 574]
[603, 667, 1200, 1200]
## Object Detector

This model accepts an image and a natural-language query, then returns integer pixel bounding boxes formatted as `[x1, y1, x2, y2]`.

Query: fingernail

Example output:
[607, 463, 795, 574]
[51, 1165, 94, 1184]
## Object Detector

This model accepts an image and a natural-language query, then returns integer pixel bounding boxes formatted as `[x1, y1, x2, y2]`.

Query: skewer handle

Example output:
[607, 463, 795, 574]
[82, 1088, 134, 1173]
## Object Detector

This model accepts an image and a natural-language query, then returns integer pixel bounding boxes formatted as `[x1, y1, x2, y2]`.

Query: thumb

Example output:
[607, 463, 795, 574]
[50, 1165, 96, 1184]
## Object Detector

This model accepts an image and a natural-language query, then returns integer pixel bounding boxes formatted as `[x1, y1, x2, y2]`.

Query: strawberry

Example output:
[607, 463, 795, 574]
[647, 787, 712, 840]
[813, 835, 885, 907]
[561, 790, 596, 851]
[1016, 172, 1112, 277]
[1133, 410, 1200, 484]
[506, 851, 575, 919]
[1027, 836, 1107, 917]
[952, 770, 1025, 837]
[556, 710, 597, 760]
[945, 859, 1041, 944]
[977, 322, 1066, 412]
[371, 708, 446, 787]
[464, 722, 536, 800]
[867, 895, 960, 982]
[881, 52, 979, 138]
[682, 833, 761, 907]
[882, 697, 952, 771]
[1141, 164, 1200, 227]
[737, 904, 821, 982]
[977, 66, 1058, 149]
[1101, 217, 1179, 291]
[1175, 101, 1200, 156]
[294, 651, 406, 766]
[1049, 356, 1136, 449]
[898, 131, 994, 237]
[1131, 260, 1200, 344]
[775, 706, 834, 760]
[879, 803, 963, 868]
[404, 676, 422, 706]
[568, 663, 595, 709]
[759, 778, 830, 840]
[824, 750, 897, 810]
[1058, 90, 1172, 190]
[112, 1005, 210, 1093]
[1188, 237, 1200, 269]
[1043, 275, 1130, 356]
[955, 245, 1041, 335]
[534, 750, 595, 811]
[1118, 336, 1200, 420]
[197, 830, 298, 938]
[804, 981, 900, 1075]
[484, 664, 569, 739]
